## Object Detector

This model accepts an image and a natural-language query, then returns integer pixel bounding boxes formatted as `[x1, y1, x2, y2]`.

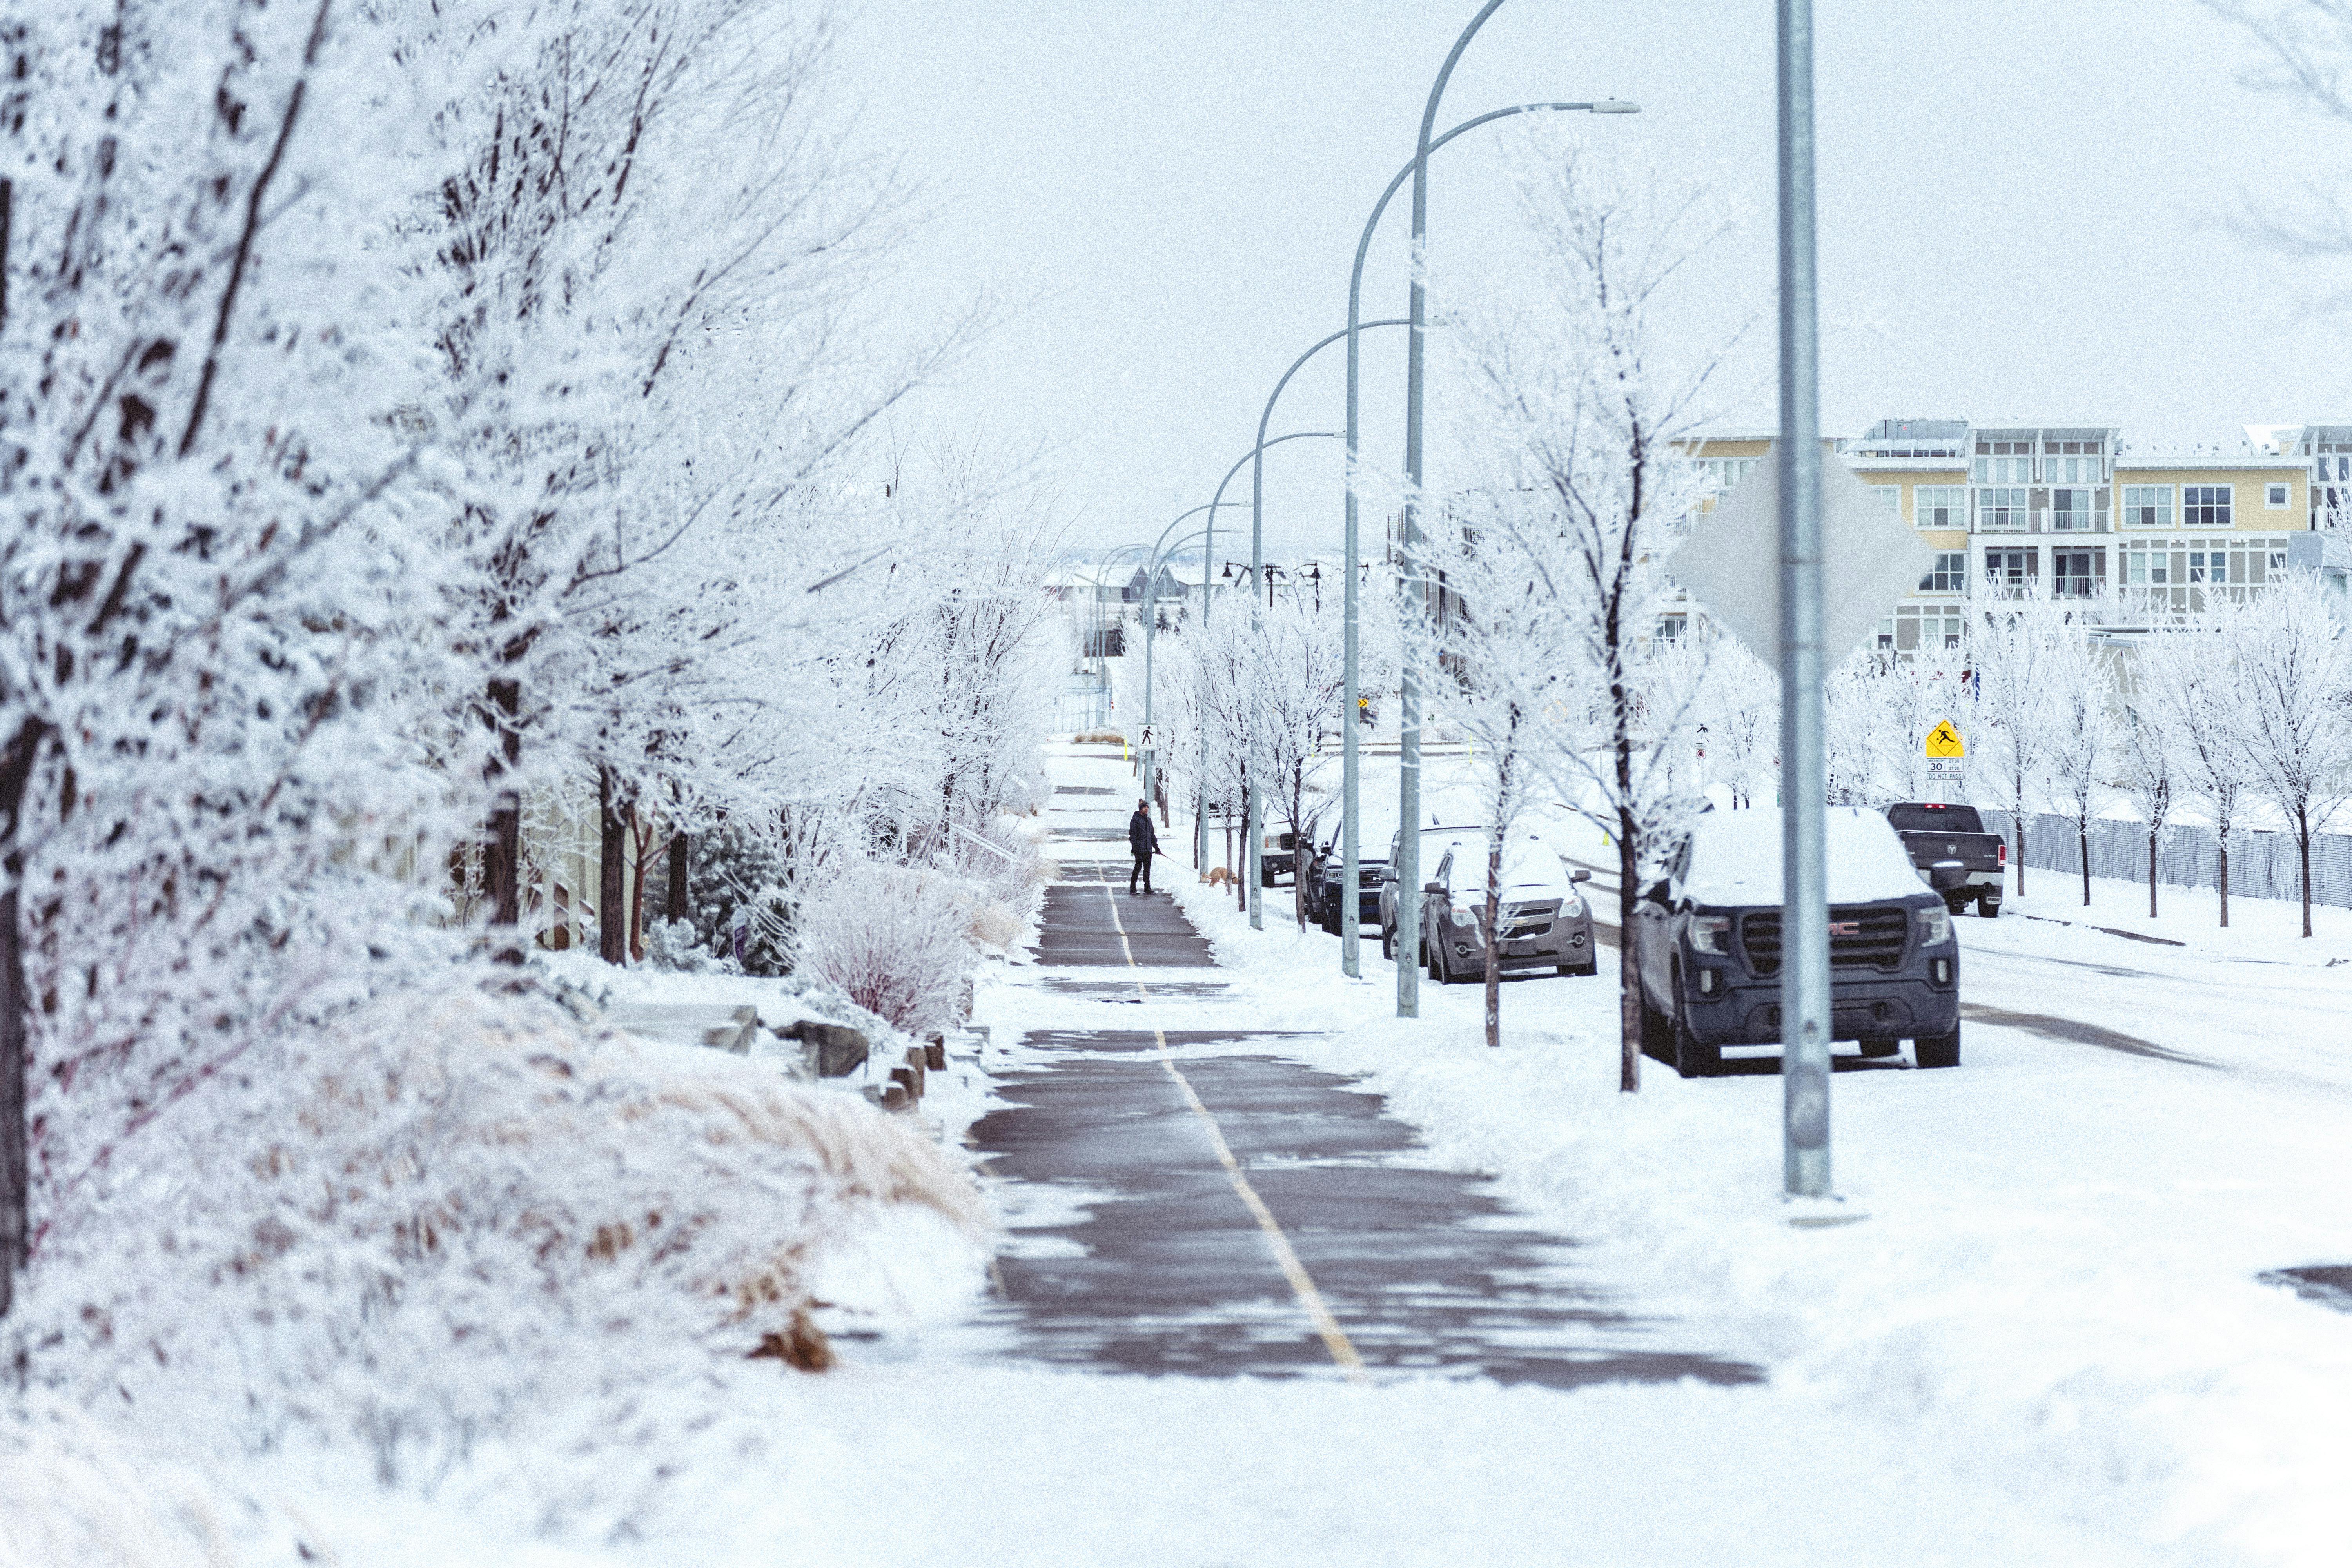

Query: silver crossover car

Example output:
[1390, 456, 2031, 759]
[1416, 834, 1598, 983]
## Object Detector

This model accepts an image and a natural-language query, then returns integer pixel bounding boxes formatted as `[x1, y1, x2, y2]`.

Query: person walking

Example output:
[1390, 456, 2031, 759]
[1127, 799, 1160, 894]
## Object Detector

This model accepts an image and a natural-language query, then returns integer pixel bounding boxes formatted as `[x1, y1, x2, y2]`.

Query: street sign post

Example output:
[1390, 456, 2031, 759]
[1666, 282, 1931, 1209]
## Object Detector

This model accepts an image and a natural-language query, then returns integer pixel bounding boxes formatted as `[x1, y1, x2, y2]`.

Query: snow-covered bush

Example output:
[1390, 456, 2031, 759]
[12, 983, 985, 1480]
[795, 863, 975, 1036]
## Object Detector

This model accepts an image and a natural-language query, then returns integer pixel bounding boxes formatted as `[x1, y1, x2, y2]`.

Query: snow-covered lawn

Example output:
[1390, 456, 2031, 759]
[1998, 866, 2352, 958]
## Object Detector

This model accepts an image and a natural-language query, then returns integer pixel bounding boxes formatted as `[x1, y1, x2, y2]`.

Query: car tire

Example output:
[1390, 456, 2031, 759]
[1857, 1037, 1901, 1058]
[1381, 923, 1394, 961]
[1573, 960, 1599, 978]
[1671, 1009, 1722, 1079]
[1914, 1025, 1962, 1069]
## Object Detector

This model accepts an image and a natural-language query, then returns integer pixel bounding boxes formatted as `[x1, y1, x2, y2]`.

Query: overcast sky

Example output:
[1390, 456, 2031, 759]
[831, 0, 2352, 558]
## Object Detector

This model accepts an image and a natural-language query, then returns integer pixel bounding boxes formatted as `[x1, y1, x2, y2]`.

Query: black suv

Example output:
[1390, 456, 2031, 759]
[1633, 807, 1961, 1078]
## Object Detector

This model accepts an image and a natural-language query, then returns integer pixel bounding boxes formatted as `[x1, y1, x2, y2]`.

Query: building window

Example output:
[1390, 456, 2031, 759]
[1880, 604, 1965, 652]
[2123, 544, 2171, 587]
[1872, 485, 1902, 517]
[2121, 485, 2172, 529]
[1974, 440, 2033, 484]
[1915, 486, 1966, 529]
[2183, 485, 2233, 527]
[1918, 552, 1967, 592]
[1977, 487, 2027, 530]
[1985, 548, 2036, 591]
[2051, 549, 2104, 598]
[1702, 457, 1759, 491]
[2265, 481, 2291, 508]
[2050, 488, 2102, 532]
[2042, 440, 2107, 485]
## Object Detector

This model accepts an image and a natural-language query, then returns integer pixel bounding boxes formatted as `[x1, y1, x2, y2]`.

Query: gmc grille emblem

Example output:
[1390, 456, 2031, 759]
[1827, 920, 1861, 936]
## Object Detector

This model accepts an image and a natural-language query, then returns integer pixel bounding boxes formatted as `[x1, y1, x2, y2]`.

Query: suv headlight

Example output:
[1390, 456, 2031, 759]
[1915, 905, 1952, 947]
[1689, 915, 1732, 955]
[1451, 901, 1478, 927]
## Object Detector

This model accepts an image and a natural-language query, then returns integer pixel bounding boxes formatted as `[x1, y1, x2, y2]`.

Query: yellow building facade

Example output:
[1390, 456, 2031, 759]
[1691, 419, 2336, 652]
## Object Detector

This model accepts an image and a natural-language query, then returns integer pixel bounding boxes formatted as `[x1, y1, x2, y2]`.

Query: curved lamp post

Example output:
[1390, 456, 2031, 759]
[1139, 506, 1238, 808]
[1241, 325, 1407, 929]
[1385, 0, 1639, 1013]
[1339, 98, 1635, 981]
[1195, 429, 1344, 896]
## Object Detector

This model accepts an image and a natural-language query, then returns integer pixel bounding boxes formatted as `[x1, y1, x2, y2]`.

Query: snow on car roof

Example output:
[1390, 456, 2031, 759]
[1682, 807, 1926, 906]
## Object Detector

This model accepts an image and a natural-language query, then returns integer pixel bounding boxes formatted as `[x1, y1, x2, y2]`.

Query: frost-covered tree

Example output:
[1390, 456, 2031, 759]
[1436, 132, 1738, 1090]
[0, 0, 469, 1316]
[2110, 660, 2179, 920]
[2139, 615, 2258, 926]
[1968, 588, 2067, 897]
[1415, 509, 1576, 1046]
[2232, 573, 2352, 936]
[2038, 614, 2117, 908]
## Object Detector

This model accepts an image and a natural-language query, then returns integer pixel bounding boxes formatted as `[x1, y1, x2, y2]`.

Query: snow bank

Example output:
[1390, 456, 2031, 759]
[12, 982, 988, 1487]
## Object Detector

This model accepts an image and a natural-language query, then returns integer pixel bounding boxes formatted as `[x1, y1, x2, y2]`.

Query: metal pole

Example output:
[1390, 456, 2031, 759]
[1341, 103, 1617, 982]
[1142, 507, 1229, 808]
[1345, 98, 1618, 982]
[1779, 0, 1831, 1198]
[1201, 434, 1341, 901]
[1399, 0, 1512, 1014]
[1249, 332, 1401, 931]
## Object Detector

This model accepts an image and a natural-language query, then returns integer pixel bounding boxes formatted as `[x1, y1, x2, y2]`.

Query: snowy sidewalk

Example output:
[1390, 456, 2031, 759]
[965, 745, 1754, 1387]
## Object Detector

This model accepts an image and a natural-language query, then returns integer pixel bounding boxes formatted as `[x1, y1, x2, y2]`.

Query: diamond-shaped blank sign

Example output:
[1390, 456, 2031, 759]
[1668, 457, 1935, 663]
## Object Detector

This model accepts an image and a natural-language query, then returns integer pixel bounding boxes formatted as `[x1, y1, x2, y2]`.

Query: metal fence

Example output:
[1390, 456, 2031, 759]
[1978, 809, 2352, 910]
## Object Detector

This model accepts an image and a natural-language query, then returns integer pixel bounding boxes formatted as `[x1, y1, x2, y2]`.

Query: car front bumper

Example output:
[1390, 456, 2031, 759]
[1434, 911, 1596, 969]
[1681, 970, 1959, 1047]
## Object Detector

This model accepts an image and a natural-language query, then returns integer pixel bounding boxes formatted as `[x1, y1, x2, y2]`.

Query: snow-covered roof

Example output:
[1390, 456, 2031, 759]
[1682, 807, 1925, 906]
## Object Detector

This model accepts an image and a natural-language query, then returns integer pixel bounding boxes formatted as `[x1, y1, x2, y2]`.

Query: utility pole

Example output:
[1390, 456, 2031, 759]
[1778, 0, 1833, 1197]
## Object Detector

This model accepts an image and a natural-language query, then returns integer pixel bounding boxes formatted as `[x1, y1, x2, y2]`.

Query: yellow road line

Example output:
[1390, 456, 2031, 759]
[1094, 875, 1369, 1383]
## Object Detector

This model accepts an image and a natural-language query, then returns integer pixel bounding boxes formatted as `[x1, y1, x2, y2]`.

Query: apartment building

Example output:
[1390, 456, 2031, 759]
[1691, 418, 2345, 653]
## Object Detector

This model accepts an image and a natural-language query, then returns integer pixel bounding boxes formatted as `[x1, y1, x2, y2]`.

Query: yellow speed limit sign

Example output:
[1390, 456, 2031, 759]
[1924, 720, 1966, 759]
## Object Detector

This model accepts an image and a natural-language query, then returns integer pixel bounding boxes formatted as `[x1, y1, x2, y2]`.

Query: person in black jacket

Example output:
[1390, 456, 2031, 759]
[1127, 800, 1159, 894]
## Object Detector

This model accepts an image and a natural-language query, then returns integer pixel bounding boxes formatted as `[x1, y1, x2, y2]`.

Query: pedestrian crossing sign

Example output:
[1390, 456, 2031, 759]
[1924, 720, 1966, 760]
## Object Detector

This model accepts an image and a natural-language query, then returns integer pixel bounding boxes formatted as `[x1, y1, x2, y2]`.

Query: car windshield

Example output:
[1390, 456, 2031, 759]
[1683, 807, 1925, 904]
[1443, 837, 1572, 895]
[1887, 803, 1985, 834]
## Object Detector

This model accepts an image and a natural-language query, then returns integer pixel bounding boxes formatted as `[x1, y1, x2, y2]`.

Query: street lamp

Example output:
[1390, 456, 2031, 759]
[1340, 103, 1633, 979]
[1238, 323, 1408, 931]
[1201, 428, 1344, 918]
[1380, 0, 1640, 1011]
[1139, 508, 1235, 809]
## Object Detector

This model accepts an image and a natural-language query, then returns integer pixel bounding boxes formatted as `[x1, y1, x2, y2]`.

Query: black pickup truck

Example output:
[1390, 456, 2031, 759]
[1885, 802, 2005, 917]
[1634, 806, 1961, 1076]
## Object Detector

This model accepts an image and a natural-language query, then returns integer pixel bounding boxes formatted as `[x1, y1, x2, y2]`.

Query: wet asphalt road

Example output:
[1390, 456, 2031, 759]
[967, 775, 1757, 1387]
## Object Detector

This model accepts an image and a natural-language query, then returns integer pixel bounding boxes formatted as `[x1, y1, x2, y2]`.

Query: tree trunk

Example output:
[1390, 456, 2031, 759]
[628, 808, 653, 961]
[2078, 822, 2090, 907]
[1482, 833, 1502, 1049]
[2147, 831, 2158, 920]
[483, 676, 524, 958]
[2298, 815, 2314, 939]
[2013, 780, 2027, 897]
[598, 766, 627, 965]
[2218, 833, 2230, 929]
[0, 717, 44, 1323]
[1617, 822, 1641, 1093]
[666, 831, 689, 922]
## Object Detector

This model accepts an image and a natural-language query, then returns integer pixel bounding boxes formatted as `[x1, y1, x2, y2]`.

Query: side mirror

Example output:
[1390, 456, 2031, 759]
[1570, 869, 1592, 884]
[1643, 880, 1671, 906]
[1423, 881, 1447, 897]
[1928, 860, 1969, 893]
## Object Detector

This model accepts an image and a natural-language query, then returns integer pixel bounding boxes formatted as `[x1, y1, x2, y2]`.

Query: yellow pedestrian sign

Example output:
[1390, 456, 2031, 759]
[1924, 720, 1966, 760]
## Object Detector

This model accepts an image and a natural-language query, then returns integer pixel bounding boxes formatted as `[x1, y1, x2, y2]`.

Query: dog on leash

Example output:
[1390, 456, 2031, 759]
[1205, 866, 1233, 889]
